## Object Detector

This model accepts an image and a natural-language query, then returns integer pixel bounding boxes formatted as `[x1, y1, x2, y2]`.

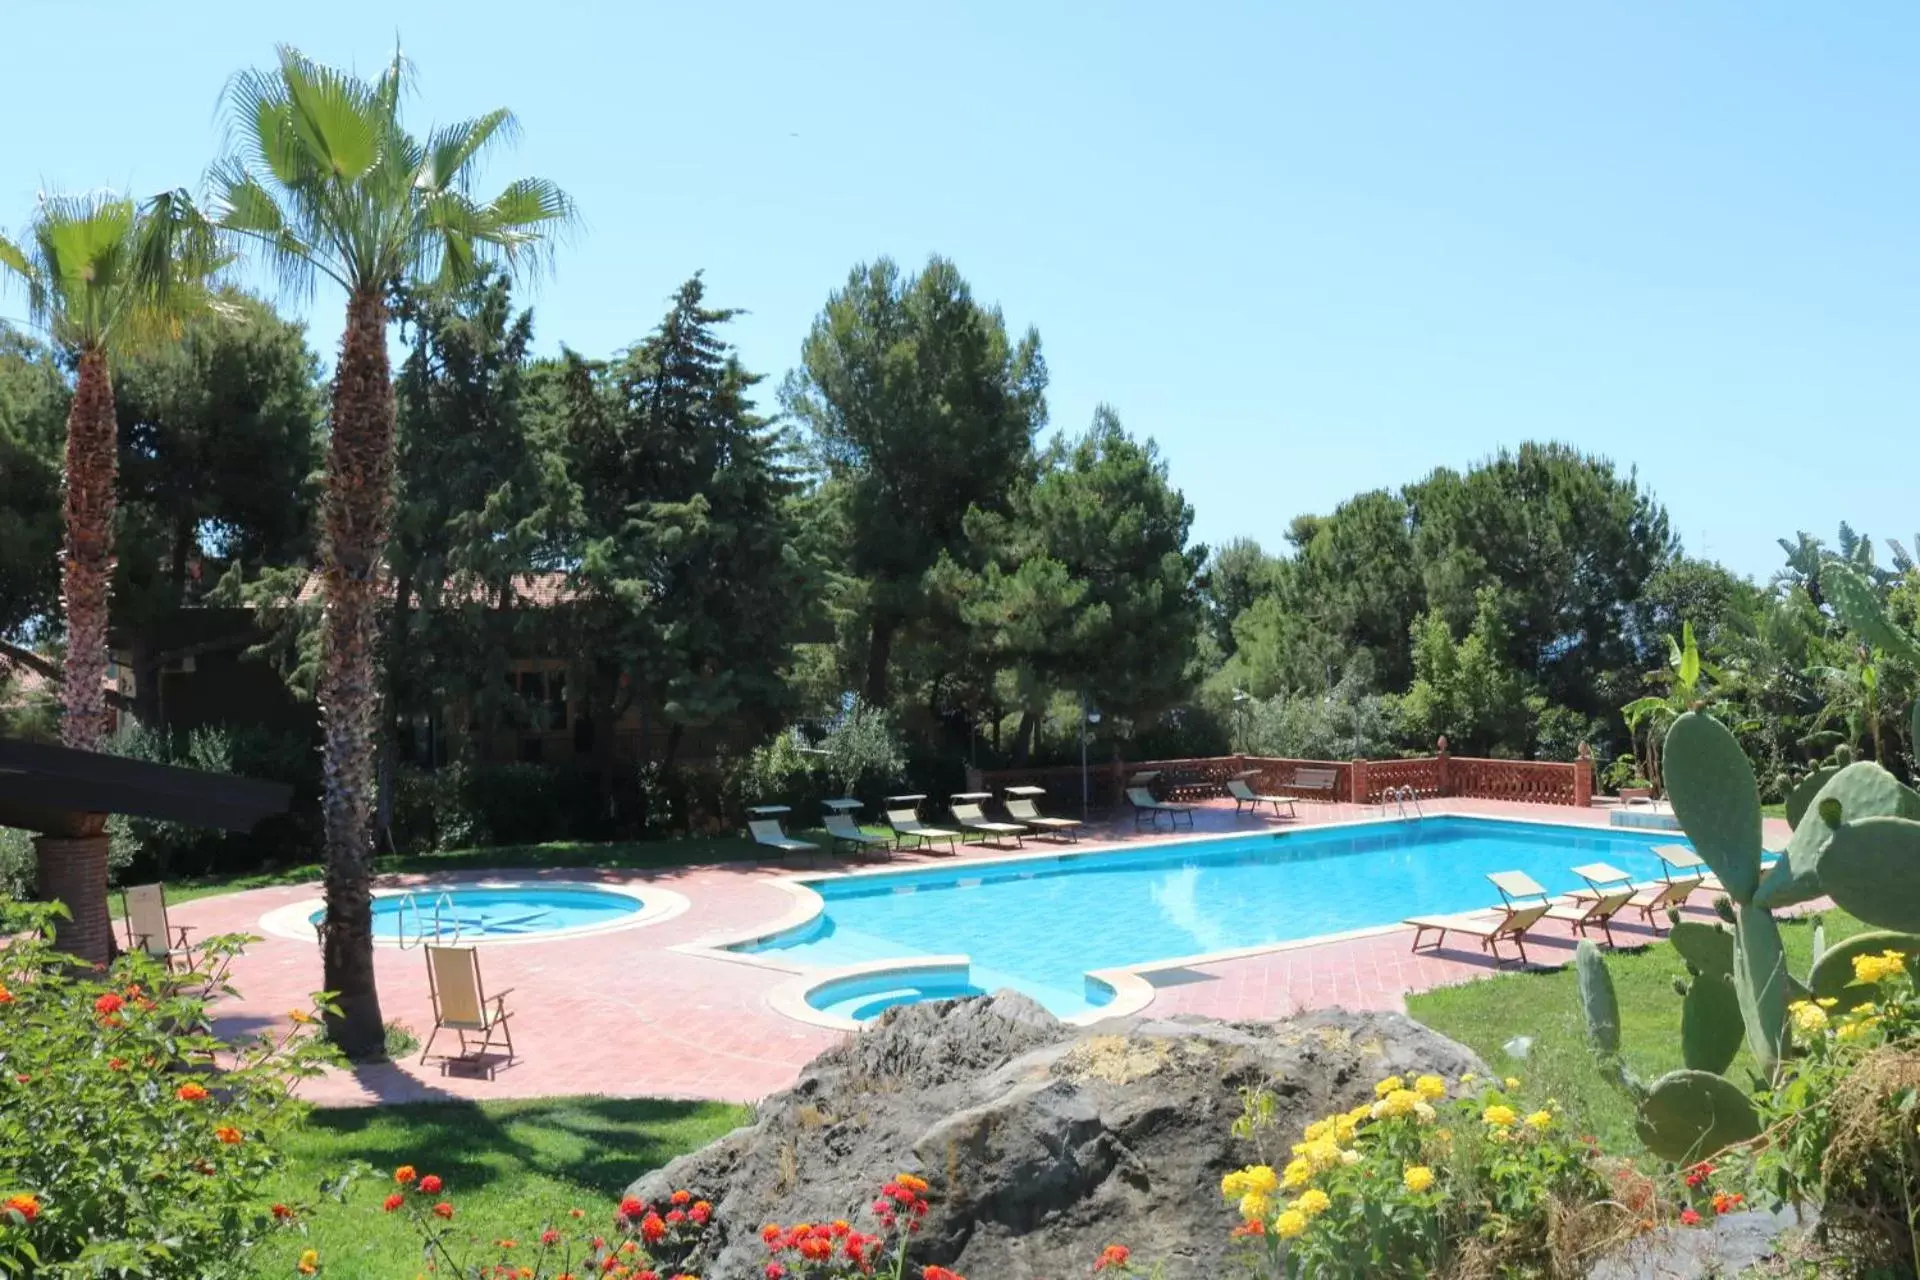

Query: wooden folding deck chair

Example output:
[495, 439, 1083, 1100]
[1404, 902, 1552, 966]
[421, 945, 515, 1077]
[123, 883, 196, 971]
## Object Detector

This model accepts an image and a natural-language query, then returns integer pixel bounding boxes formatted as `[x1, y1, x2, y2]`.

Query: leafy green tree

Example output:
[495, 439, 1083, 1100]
[211, 45, 575, 1058]
[1281, 490, 1425, 688]
[782, 255, 1047, 707]
[1200, 537, 1283, 656]
[549, 277, 807, 818]
[1399, 588, 1531, 756]
[1620, 621, 1713, 792]
[0, 326, 65, 650]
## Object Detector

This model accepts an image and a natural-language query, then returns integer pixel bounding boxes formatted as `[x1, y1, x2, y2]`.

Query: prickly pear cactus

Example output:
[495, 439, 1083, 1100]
[1680, 972, 1743, 1075]
[1635, 1069, 1763, 1164]
[1817, 816, 1920, 932]
[1756, 762, 1920, 910]
[1663, 712, 1764, 903]
[1784, 765, 1842, 829]
[1732, 904, 1788, 1081]
[1809, 929, 1920, 1012]
[1668, 919, 1733, 980]
[1576, 939, 1620, 1055]
[1821, 562, 1920, 668]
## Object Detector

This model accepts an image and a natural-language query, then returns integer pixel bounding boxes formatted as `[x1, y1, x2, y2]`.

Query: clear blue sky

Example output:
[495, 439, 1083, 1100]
[7, 2, 1915, 582]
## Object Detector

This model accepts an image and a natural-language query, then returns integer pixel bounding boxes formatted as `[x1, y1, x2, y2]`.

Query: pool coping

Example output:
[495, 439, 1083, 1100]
[676, 806, 1667, 1028]
[258, 878, 691, 947]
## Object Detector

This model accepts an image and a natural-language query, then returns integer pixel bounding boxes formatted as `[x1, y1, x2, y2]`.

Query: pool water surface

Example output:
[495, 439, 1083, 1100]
[310, 885, 645, 943]
[739, 817, 1686, 1017]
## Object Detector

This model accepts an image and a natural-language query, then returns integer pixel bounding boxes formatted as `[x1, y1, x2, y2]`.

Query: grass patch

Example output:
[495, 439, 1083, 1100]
[1407, 909, 1869, 1151]
[253, 1096, 749, 1278]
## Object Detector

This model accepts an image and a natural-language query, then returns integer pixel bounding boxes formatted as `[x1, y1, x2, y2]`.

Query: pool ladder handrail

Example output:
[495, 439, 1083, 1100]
[1390, 785, 1424, 819]
[395, 891, 462, 950]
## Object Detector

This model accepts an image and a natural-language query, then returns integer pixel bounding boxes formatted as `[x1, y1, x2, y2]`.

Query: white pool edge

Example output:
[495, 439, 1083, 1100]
[684, 805, 1663, 1029]
[259, 878, 690, 946]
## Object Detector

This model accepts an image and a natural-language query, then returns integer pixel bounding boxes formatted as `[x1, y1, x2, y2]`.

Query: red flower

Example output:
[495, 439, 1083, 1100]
[434, 1202, 455, 1220]
[665, 1208, 685, 1225]
[108, 1059, 127, 1071]
[1095, 1244, 1132, 1272]
[570, 1208, 587, 1219]
[1232, 1219, 1266, 1238]
[760, 1223, 783, 1245]
[542, 1229, 561, 1246]
[690, 1201, 711, 1225]
[272, 1203, 295, 1221]
[618, 1196, 646, 1221]
[176, 1083, 208, 1102]
[799, 1237, 832, 1262]
[1712, 1191, 1744, 1215]
[640, 1213, 667, 1244]
[383, 1193, 405, 1213]
[418, 1174, 443, 1195]
[395, 1165, 418, 1185]
[3, 1193, 39, 1223]
[922, 1268, 965, 1280]
[765, 1266, 786, 1280]
[0, 984, 15, 1004]
[94, 993, 124, 1017]
[670, 1190, 691, 1206]
[1679, 1208, 1702, 1226]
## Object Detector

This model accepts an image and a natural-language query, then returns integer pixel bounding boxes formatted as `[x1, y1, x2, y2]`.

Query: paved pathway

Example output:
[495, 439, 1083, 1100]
[173, 798, 1786, 1107]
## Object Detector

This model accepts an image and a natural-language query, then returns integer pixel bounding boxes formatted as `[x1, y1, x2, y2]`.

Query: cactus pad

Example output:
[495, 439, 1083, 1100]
[1809, 929, 1920, 1012]
[1635, 1069, 1763, 1164]
[1754, 762, 1920, 910]
[1733, 904, 1788, 1081]
[1668, 920, 1733, 980]
[1575, 939, 1620, 1055]
[1784, 766, 1840, 830]
[1821, 562, 1920, 667]
[1663, 712, 1763, 902]
[1818, 816, 1920, 933]
[1680, 973, 1743, 1075]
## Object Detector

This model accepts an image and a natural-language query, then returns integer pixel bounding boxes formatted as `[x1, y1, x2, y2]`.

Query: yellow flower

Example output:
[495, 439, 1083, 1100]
[1482, 1104, 1518, 1128]
[1853, 951, 1908, 986]
[1303, 1118, 1332, 1142]
[1504, 1076, 1520, 1091]
[288, 1009, 313, 1025]
[297, 1250, 320, 1276]
[1460, 1072, 1477, 1086]
[1375, 1075, 1405, 1097]
[1296, 1188, 1332, 1218]
[1788, 1000, 1828, 1035]
[1281, 1158, 1313, 1189]
[1239, 1191, 1271, 1223]
[1434, 1127, 1453, 1146]
[1413, 1101, 1438, 1124]
[1403, 1165, 1436, 1193]
[1347, 1102, 1374, 1123]
[1274, 1208, 1309, 1239]
[1414, 1074, 1447, 1101]
[1221, 1170, 1249, 1198]
[1292, 1137, 1344, 1172]
[1241, 1165, 1278, 1196]
[1816, 997, 1838, 1008]
[1524, 1110, 1552, 1131]
[1372, 1088, 1421, 1120]
[1333, 1115, 1359, 1142]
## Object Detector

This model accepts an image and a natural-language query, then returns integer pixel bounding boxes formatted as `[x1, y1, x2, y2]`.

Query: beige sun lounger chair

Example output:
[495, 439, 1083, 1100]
[1003, 786, 1081, 841]
[884, 796, 960, 854]
[747, 808, 815, 860]
[1486, 870, 1551, 907]
[1653, 843, 1778, 896]
[1547, 885, 1637, 947]
[1226, 777, 1297, 818]
[821, 802, 892, 860]
[1628, 876, 1704, 930]
[421, 945, 515, 1077]
[951, 793, 1026, 847]
[1127, 786, 1196, 830]
[123, 883, 197, 971]
[1405, 901, 1552, 966]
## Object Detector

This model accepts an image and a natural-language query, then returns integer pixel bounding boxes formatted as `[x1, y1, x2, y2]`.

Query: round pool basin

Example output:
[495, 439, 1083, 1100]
[310, 885, 646, 943]
[805, 966, 987, 1023]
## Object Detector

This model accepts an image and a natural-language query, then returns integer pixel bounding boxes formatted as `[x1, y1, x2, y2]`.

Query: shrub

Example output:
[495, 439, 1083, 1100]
[391, 761, 602, 853]
[0, 826, 29, 901]
[0, 902, 334, 1278]
[818, 698, 908, 800]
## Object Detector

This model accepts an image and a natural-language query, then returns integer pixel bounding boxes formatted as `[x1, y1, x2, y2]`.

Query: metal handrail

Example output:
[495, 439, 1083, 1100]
[395, 892, 421, 950]
[1394, 785, 1424, 819]
[430, 892, 459, 945]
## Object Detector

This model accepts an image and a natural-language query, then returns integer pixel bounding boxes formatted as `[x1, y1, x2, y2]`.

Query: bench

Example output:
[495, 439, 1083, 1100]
[1287, 767, 1341, 801]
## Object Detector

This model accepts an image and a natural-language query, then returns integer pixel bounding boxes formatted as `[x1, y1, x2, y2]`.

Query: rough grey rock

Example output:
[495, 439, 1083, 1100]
[627, 991, 1486, 1279]
[1586, 1206, 1814, 1280]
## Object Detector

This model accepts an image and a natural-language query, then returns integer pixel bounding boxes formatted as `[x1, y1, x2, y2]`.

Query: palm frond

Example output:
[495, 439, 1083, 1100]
[421, 109, 519, 193]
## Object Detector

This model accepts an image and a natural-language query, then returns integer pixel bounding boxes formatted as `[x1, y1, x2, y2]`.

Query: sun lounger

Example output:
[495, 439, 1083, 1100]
[421, 945, 515, 1078]
[1486, 870, 1551, 907]
[1003, 786, 1081, 841]
[123, 883, 196, 971]
[747, 813, 815, 859]
[1626, 876, 1704, 929]
[884, 796, 960, 854]
[1226, 777, 1296, 818]
[950, 793, 1026, 847]
[1127, 786, 1196, 830]
[822, 802, 891, 859]
[1547, 885, 1636, 947]
[1405, 901, 1552, 966]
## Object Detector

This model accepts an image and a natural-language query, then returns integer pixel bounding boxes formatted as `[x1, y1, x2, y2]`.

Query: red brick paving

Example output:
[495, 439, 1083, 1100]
[174, 799, 1787, 1107]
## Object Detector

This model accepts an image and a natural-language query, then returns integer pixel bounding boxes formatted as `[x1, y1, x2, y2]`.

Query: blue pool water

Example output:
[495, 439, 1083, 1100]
[740, 817, 1686, 1017]
[310, 886, 643, 942]
[808, 971, 990, 1022]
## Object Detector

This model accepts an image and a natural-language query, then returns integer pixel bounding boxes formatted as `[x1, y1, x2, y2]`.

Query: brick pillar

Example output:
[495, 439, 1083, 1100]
[1574, 743, 1593, 808]
[1349, 758, 1369, 805]
[1435, 736, 1451, 797]
[35, 833, 115, 966]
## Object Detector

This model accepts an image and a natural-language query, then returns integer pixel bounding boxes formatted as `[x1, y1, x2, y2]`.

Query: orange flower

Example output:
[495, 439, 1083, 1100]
[3, 1193, 38, 1223]
[1095, 1244, 1132, 1272]
[94, 993, 124, 1018]
[394, 1165, 417, 1185]
[297, 1248, 319, 1274]
[670, 1189, 691, 1205]
[894, 1173, 929, 1195]
[176, 1083, 208, 1102]
[107, 1059, 127, 1071]
[214, 1125, 243, 1145]
[0, 984, 15, 1004]
[272, 1203, 295, 1221]
[382, 1193, 405, 1213]
[433, 1201, 454, 1220]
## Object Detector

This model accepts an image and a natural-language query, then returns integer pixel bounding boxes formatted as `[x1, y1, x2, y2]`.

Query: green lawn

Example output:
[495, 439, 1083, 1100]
[252, 1096, 750, 1278]
[1406, 908, 1868, 1152]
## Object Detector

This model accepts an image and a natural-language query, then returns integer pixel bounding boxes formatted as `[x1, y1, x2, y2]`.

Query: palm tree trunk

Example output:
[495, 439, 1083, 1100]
[317, 288, 394, 1060]
[44, 348, 119, 965]
[59, 348, 116, 751]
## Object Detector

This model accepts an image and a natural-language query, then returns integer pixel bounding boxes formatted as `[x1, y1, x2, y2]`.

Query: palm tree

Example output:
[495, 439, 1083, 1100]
[0, 190, 220, 963]
[210, 46, 574, 1058]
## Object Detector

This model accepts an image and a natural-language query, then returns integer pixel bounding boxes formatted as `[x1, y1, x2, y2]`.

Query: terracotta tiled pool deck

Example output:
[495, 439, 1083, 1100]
[177, 799, 1789, 1108]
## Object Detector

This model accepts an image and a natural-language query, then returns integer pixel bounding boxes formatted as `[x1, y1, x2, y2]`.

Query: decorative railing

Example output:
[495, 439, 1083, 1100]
[971, 742, 1592, 812]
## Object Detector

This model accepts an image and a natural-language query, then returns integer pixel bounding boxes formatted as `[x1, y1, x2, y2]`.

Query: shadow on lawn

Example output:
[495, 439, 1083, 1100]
[300, 1097, 745, 1197]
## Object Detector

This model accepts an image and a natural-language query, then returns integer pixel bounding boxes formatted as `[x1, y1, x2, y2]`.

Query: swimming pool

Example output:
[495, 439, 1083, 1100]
[737, 817, 1687, 1017]
[307, 885, 648, 943]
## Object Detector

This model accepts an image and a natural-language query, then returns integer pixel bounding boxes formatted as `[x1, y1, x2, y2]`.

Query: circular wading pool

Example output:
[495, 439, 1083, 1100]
[302, 884, 652, 944]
